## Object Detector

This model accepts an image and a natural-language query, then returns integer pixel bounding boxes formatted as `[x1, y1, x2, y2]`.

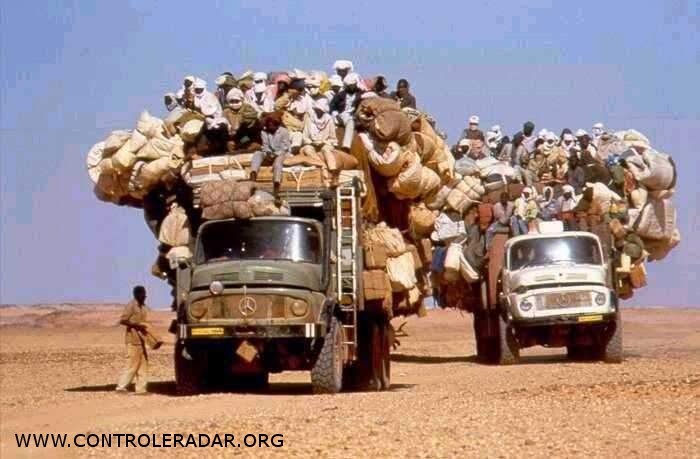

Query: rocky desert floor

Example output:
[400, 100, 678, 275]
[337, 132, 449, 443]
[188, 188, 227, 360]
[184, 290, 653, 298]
[0, 304, 698, 458]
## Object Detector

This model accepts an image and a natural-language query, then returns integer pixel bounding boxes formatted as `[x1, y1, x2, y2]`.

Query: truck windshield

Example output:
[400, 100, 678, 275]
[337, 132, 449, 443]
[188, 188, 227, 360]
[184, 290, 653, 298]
[196, 220, 321, 264]
[509, 236, 602, 270]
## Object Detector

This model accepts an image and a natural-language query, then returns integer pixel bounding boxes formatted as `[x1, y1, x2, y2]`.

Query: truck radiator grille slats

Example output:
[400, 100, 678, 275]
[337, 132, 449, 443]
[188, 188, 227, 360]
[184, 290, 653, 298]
[536, 291, 592, 310]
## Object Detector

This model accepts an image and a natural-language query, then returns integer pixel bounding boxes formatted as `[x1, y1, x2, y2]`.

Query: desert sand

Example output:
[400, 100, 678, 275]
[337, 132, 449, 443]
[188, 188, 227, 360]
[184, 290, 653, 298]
[0, 304, 698, 458]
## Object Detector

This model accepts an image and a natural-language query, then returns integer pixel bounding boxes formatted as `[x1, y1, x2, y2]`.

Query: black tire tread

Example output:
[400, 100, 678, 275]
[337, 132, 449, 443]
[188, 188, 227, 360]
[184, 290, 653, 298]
[175, 342, 202, 396]
[311, 317, 344, 394]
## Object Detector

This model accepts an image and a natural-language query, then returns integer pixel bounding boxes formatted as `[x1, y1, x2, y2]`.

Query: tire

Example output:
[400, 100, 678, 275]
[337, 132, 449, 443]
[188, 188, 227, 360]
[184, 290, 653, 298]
[175, 341, 203, 396]
[473, 313, 486, 360]
[496, 314, 519, 365]
[311, 316, 345, 394]
[480, 279, 489, 309]
[379, 320, 392, 391]
[473, 312, 499, 363]
[598, 314, 623, 363]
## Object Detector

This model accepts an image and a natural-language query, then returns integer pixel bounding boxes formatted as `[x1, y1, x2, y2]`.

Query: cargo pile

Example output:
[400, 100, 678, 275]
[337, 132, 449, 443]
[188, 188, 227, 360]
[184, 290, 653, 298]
[85, 63, 680, 314]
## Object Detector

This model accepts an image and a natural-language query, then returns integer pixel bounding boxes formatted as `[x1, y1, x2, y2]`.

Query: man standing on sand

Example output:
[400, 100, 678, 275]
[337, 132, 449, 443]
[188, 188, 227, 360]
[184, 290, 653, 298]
[116, 286, 155, 395]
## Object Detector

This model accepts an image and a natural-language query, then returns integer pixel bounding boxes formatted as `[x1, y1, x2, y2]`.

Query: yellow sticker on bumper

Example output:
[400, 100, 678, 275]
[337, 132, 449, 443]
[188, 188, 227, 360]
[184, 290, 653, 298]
[577, 315, 604, 323]
[191, 327, 225, 336]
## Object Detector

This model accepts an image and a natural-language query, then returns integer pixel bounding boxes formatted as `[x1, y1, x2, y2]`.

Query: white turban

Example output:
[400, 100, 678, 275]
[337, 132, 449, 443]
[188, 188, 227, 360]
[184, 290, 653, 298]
[329, 75, 343, 87]
[343, 73, 360, 86]
[313, 98, 330, 113]
[226, 88, 245, 103]
[333, 60, 354, 71]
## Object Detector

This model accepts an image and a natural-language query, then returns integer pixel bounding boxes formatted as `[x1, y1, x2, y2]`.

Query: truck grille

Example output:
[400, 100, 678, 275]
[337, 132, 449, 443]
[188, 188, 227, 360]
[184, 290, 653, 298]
[193, 295, 287, 320]
[537, 291, 591, 310]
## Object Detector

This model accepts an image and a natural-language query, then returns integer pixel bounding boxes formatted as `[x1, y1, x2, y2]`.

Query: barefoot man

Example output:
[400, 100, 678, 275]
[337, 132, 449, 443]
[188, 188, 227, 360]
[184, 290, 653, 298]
[116, 285, 159, 394]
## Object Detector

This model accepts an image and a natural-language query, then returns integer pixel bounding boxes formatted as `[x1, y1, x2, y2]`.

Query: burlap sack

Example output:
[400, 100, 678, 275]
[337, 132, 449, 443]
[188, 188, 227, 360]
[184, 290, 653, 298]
[632, 198, 677, 241]
[86, 141, 105, 184]
[371, 110, 412, 146]
[417, 166, 441, 198]
[423, 184, 450, 211]
[386, 252, 417, 291]
[181, 119, 204, 143]
[137, 135, 184, 161]
[388, 156, 423, 200]
[103, 130, 132, 157]
[158, 204, 191, 247]
[365, 223, 406, 257]
[112, 130, 147, 172]
[409, 203, 437, 237]
[137, 157, 172, 191]
[202, 202, 236, 220]
[200, 180, 255, 208]
[136, 111, 164, 139]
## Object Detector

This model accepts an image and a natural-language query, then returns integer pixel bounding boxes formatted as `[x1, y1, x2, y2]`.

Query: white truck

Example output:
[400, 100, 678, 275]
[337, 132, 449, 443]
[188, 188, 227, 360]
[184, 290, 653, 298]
[474, 226, 622, 364]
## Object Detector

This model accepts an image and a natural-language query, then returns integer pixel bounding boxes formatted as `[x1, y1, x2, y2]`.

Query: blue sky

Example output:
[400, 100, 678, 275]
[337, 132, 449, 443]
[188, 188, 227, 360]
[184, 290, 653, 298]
[1, 0, 698, 307]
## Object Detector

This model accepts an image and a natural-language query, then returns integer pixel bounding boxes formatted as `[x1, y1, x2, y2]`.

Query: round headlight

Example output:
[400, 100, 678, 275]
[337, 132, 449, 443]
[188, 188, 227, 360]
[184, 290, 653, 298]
[190, 301, 209, 319]
[595, 292, 606, 306]
[520, 300, 533, 311]
[209, 281, 224, 295]
[290, 299, 309, 317]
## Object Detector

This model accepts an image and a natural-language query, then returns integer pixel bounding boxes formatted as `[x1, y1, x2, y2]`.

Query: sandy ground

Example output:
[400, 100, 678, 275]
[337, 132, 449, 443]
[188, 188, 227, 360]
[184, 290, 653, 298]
[0, 304, 698, 458]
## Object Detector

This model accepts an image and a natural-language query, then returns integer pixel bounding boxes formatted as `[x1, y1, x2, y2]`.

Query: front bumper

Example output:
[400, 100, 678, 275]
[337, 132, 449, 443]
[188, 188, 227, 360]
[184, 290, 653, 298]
[179, 323, 326, 340]
[511, 312, 617, 327]
[507, 286, 616, 321]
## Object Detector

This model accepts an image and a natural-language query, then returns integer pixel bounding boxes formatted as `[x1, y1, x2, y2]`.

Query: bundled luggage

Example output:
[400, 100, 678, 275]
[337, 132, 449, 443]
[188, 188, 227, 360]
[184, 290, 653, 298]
[85, 63, 682, 312]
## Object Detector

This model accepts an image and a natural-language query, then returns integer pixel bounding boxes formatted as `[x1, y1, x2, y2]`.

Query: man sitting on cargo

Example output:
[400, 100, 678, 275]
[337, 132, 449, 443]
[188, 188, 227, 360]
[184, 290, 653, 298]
[223, 88, 261, 153]
[215, 72, 238, 106]
[276, 78, 313, 151]
[176, 75, 196, 108]
[325, 75, 343, 103]
[460, 115, 484, 141]
[330, 73, 363, 151]
[486, 191, 514, 247]
[512, 187, 536, 235]
[466, 137, 489, 161]
[245, 72, 274, 115]
[373, 75, 392, 99]
[452, 138, 471, 160]
[300, 98, 341, 185]
[250, 113, 291, 205]
[305, 76, 326, 102]
[391, 78, 417, 109]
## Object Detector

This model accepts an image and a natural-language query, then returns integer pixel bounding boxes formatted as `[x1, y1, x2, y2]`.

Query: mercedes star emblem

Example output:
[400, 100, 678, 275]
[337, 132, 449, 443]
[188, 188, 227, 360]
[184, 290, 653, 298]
[239, 296, 257, 316]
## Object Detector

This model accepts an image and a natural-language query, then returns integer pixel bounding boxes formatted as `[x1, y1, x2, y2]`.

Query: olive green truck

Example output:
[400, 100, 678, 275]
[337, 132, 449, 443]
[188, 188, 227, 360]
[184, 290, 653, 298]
[172, 181, 392, 394]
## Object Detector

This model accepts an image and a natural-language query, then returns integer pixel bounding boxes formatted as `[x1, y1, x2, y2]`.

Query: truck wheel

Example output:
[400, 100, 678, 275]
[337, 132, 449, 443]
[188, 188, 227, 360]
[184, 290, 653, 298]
[597, 314, 623, 363]
[379, 320, 392, 391]
[311, 316, 344, 394]
[497, 314, 520, 365]
[175, 342, 203, 396]
[368, 318, 391, 391]
[473, 312, 498, 363]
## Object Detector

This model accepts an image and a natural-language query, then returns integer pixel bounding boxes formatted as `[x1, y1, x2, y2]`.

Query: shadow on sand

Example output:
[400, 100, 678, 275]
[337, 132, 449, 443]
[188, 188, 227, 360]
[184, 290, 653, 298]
[65, 380, 415, 397]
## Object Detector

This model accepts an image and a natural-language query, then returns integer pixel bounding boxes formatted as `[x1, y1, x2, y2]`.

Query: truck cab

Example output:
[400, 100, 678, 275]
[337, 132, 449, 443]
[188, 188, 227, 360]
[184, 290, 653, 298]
[475, 227, 622, 364]
[173, 182, 392, 394]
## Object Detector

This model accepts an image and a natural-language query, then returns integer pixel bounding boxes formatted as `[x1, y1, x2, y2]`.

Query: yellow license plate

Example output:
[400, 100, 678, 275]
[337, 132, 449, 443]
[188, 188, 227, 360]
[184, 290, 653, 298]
[191, 327, 225, 336]
[577, 315, 603, 323]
